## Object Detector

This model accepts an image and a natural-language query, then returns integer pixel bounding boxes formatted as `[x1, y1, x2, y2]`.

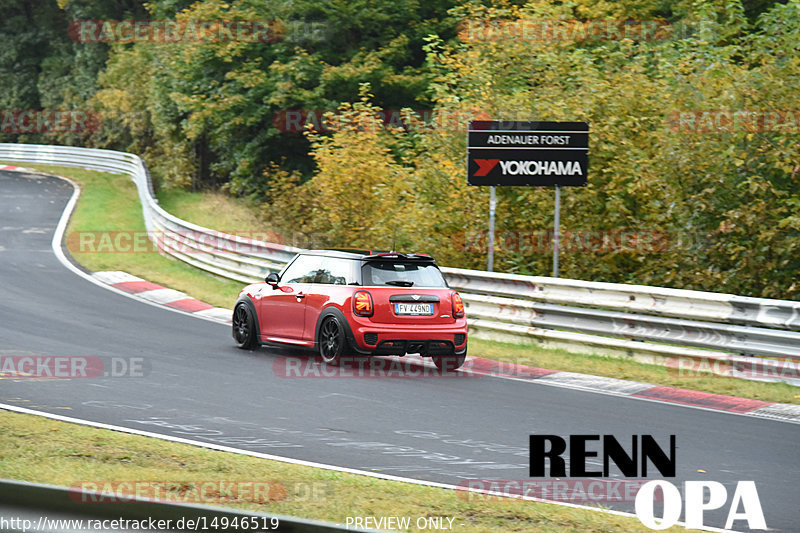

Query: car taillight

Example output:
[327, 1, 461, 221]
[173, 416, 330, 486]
[353, 291, 374, 317]
[452, 292, 465, 318]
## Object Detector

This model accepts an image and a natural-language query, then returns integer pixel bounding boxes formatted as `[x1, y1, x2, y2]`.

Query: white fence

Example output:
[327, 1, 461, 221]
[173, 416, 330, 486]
[2, 143, 798, 385]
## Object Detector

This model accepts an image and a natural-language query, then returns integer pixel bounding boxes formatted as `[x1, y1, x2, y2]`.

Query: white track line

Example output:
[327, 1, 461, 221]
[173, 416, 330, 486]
[0, 403, 733, 533]
[43, 172, 228, 326]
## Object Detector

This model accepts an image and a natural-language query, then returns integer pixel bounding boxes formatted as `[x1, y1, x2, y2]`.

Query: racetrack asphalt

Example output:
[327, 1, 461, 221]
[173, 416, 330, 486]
[1, 169, 798, 532]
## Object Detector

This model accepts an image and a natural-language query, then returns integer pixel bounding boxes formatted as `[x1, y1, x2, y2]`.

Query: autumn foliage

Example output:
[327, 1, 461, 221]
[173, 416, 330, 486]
[2, 0, 798, 299]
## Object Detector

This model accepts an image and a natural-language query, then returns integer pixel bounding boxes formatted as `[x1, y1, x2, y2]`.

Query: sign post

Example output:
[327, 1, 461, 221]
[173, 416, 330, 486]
[553, 185, 561, 277]
[488, 186, 496, 272]
[467, 120, 588, 277]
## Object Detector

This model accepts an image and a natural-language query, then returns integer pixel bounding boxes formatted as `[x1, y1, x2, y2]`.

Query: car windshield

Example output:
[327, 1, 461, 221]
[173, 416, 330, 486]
[361, 261, 447, 288]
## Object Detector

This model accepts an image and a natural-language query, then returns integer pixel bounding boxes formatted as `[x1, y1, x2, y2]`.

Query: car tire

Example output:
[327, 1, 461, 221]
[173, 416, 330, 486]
[318, 316, 347, 365]
[233, 303, 258, 349]
[433, 352, 467, 372]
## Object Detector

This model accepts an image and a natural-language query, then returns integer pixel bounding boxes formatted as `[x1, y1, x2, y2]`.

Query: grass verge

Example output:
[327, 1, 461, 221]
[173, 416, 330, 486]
[156, 188, 266, 237]
[0, 411, 680, 532]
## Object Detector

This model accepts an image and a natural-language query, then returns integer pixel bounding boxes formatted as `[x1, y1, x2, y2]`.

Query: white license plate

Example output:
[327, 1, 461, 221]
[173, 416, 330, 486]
[395, 303, 433, 315]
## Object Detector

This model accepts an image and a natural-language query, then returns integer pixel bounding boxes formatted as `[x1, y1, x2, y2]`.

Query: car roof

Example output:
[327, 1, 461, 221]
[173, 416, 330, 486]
[302, 249, 436, 262]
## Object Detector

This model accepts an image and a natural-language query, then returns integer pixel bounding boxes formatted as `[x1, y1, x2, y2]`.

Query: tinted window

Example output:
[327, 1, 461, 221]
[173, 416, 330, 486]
[311, 257, 358, 285]
[361, 261, 447, 288]
[281, 255, 359, 285]
[282, 255, 321, 284]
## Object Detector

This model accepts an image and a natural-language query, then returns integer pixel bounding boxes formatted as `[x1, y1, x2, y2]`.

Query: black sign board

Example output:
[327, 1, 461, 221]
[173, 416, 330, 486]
[467, 121, 589, 186]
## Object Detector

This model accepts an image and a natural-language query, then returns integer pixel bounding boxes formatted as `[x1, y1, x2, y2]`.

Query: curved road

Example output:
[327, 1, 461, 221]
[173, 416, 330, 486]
[0, 170, 798, 532]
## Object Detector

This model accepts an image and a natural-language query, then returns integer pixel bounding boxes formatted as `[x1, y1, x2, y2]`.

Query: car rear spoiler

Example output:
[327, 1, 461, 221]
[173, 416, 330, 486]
[363, 252, 435, 262]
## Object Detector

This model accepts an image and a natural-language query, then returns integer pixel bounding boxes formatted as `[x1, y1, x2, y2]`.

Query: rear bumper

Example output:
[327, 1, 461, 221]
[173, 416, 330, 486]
[348, 318, 468, 355]
[371, 339, 466, 356]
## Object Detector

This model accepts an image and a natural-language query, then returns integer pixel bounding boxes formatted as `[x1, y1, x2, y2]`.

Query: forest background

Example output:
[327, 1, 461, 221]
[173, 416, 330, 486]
[2, 0, 798, 299]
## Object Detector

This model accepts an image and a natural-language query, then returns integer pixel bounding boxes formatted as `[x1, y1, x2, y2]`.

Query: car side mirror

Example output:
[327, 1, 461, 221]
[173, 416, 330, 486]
[266, 272, 280, 288]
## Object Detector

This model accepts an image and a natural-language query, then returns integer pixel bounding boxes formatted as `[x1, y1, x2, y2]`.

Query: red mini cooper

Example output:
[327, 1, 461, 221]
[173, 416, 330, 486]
[232, 250, 468, 370]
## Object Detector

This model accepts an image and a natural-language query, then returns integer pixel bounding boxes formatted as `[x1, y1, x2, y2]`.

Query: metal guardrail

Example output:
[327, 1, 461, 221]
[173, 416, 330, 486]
[0, 143, 298, 284]
[0, 478, 360, 532]
[440, 268, 800, 358]
[441, 267, 800, 330]
[2, 143, 798, 384]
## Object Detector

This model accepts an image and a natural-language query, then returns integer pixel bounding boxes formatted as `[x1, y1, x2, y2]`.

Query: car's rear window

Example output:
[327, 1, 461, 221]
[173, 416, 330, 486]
[361, 261, 447, 288]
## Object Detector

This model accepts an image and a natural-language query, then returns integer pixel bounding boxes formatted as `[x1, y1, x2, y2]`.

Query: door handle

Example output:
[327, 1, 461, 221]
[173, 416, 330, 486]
[295, 293, 306, 299]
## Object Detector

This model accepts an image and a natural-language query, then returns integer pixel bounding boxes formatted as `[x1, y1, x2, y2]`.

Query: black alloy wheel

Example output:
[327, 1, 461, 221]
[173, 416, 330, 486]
[319, 316, 346, 364]
[233, 304, 257, 349]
